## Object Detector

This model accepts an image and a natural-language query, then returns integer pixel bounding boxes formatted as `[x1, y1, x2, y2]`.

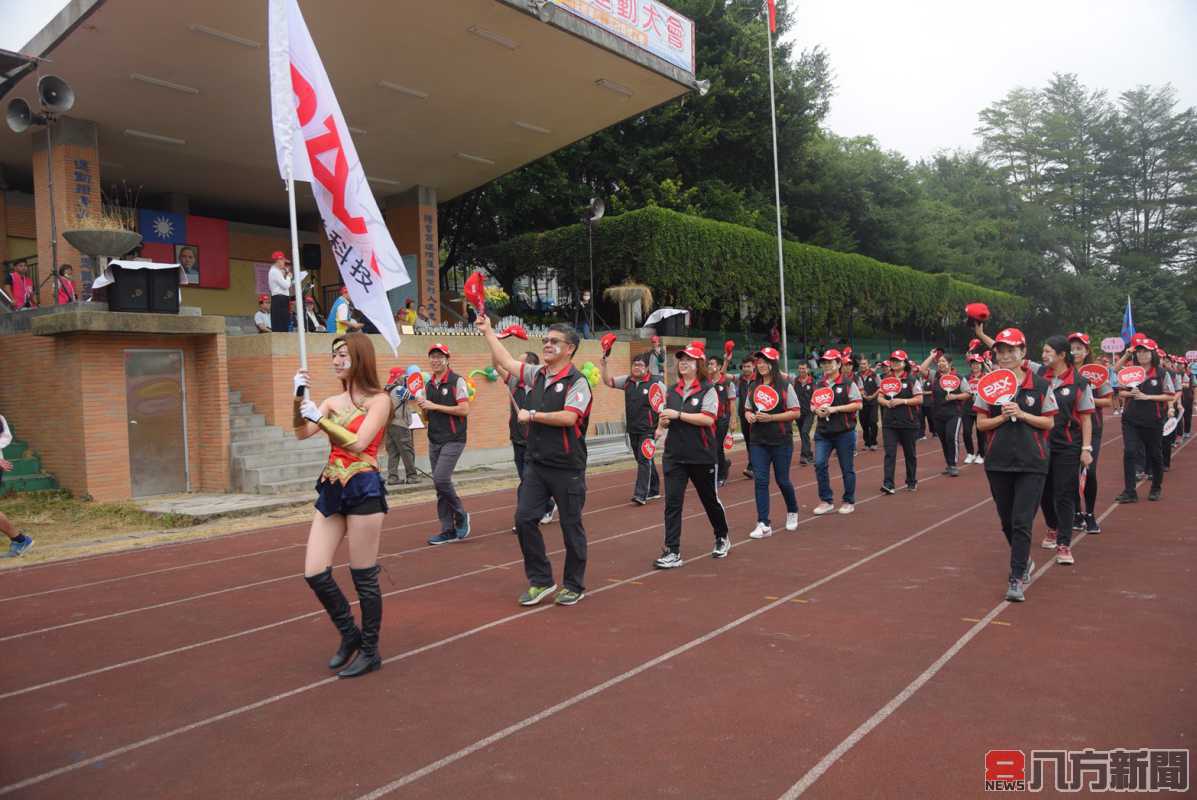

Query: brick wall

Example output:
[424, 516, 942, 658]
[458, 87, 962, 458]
[0, 330, 229, 501]
[227, 334, 633, 457]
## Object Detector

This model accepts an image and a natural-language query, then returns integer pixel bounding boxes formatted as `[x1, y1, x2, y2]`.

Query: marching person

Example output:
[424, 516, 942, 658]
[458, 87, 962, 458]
[744, 347, 801, 538]
[1115, 337, 1172, 503]
[1160, 353, 1182, 471]
[962, 354, 987, 465]
[294, 334, 391, 678]
[1035, 336, 1095, 565]
[920, 352, 972, 477]
[602, 352, 662, 504]
[811, 349, 863, 515]
[857, 355, 881, 452]
[267, 250, 293, 334]
[736, 356, 757, 478]
[1068, 333, 1112, 533]
[383, 367, 420, 486]
[478, 314, 593, 607]
[879, 350, 923, 494]
[972, 327, 1057, 602]
[1181, 360, 1193, 439]
[652, 343, 731, 568]
[0, 413, 34, 558]
[503, 351, 557, 528]
[793, 361, 816, 465]
[421, 343, 472, 545]
[707, 355, 737, 486]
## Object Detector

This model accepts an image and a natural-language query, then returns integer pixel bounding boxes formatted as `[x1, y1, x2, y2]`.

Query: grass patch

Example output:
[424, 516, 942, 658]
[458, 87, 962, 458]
[0, 489, 199, 554]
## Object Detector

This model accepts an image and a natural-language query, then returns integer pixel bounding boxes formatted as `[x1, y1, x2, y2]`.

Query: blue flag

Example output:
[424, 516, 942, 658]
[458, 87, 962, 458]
[1120, 296, 1134, 345]
[138, 209, 186, 244]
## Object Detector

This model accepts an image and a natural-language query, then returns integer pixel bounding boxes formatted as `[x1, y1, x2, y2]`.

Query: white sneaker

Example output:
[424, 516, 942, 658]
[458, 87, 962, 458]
[748, 522, 773, 539]
[813, 502, 835, 515]
[837, 503, 855, 515]
[975, 456, 984, 465]
[712, 537, 731, 558]
[540, 507, 556, 525]
[785, 512, 799, 531]
[963, 454, 976, 465]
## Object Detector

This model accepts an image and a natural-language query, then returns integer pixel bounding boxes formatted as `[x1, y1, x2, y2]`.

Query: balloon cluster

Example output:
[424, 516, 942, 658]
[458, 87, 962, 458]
[580, 361, 601, 387]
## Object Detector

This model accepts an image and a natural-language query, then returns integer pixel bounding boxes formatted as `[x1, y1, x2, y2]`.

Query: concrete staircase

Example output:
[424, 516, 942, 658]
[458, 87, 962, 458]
[229, 391, 330, 495]
[0, 439, 60, 494]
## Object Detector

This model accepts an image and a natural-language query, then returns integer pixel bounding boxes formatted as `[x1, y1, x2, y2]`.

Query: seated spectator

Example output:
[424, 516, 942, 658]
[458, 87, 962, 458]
[415, 305, 432, 331]
[57, 264, 78, 304]
[302, 295, 321, 332]
[254, 294, 272, 333]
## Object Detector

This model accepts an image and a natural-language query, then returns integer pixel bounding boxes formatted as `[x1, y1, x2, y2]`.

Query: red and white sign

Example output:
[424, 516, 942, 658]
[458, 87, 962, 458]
[1100, 337, 1126, 354]
[811, 386, 835, 410]
[1117, 366, 1146, 388]
[548, 0, 696, 74]
[723, 433, 733, 451]
[880, 376, 902, 397]
[640, 438, 657, 460]
[1079, 363, 1110, 388]
[405, 371, 426, 398]
[977, 369, 1019, 406]
[753, 384, 779, 411]
[648, 382, 666, 413]
[268, 0, 407, 352]
[939, 374, 962, 392]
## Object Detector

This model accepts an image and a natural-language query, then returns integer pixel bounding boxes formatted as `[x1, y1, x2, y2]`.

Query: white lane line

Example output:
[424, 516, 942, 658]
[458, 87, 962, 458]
[0, 446, 920, 642]
[777, 433, 1174, 799]
[0, 461, 954, 794]
[0, 465, 863, 698]
[352, 494, 994, 800]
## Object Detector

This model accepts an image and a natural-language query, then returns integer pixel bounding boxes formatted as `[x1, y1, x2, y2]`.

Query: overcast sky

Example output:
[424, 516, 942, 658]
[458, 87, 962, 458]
[788, 0, 1197, 163]
[0, 0, 59, 52]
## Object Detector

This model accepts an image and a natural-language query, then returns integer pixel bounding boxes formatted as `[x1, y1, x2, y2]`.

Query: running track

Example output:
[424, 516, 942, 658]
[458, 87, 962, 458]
[0, 434, 1193, 798]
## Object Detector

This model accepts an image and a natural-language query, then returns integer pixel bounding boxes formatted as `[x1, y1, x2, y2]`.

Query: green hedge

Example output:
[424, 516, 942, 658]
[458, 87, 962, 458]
[478, 206, 1027, 333]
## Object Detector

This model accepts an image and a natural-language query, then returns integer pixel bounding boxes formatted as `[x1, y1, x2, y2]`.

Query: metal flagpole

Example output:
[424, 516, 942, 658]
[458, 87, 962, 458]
[764, 4, 788, 371]
[286, 167, 308, 375]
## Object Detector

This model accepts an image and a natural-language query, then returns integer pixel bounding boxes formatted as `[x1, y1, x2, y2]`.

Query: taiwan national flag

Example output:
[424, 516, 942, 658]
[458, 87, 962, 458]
[138, 209, 186, 244]
[136, 209, 229, 289]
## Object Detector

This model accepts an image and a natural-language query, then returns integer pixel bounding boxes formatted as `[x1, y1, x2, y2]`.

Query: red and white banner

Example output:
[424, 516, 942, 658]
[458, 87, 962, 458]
[268, 0, 407, 352]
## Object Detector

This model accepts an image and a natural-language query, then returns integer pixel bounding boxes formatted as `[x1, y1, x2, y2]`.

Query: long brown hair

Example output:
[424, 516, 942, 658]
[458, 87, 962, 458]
[332, 334, 382, 398]
[680, 354, 709, 382]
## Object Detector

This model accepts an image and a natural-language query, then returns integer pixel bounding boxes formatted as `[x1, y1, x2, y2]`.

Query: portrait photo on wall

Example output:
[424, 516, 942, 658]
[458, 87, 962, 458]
[175, 244, 200, 285]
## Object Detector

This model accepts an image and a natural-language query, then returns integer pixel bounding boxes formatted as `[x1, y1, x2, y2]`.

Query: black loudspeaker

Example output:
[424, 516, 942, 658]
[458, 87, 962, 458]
[107, 266, 180, 314]
[301, 243, 321, 269]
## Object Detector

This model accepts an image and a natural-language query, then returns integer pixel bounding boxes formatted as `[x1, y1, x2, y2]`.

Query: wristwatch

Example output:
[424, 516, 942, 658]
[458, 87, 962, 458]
[529, 410, 537, 423]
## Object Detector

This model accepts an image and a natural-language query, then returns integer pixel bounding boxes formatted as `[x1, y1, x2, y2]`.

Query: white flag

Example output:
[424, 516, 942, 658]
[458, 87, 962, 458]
[268, 0, 408, 351]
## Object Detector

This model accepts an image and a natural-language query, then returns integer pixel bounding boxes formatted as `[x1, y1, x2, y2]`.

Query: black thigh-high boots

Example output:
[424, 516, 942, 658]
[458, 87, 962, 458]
[338, 564, 383, 678]
[304, 567, 361, 670]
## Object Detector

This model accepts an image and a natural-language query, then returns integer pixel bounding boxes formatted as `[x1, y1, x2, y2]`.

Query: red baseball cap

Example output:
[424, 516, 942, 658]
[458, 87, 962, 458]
[1130, 332, 1147, 346]
[305, 296, 315, 304]
[753, 347, 780, 362]
[428, 343, 450, 357]
[387, 366, 404, 384]
[257, 293, 268, 303]
[271, 250, 290, 262]
[651, 335, 661, 344]
[840, 354, 854, 364]
[1135, 337, 1156, 351]
[966, 353, 983, 363]
[819, 348, 842, 362]
[340, 287, 349, 296]
[1067, 331, 1091, 346]
[994, 327, 1026, 347]
[678, 342, 705, 360]
[964, 302, 990, 322]
[889, 349, 908, 361]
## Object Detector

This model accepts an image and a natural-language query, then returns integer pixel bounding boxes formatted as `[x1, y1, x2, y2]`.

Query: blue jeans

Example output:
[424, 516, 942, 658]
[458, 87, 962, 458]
[748, 443, 798, 525]
[814, 430, 857, 504]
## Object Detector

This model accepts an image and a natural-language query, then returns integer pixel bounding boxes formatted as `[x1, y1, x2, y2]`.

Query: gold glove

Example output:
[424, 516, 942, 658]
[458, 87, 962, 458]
[318, 417, 359, 447]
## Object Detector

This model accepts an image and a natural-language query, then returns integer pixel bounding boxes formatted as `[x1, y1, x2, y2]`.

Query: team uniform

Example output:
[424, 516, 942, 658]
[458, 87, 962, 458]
[1074, 365, 1112, 531]
[513, 362, 594, 600]
[973, 367, 1058, 598]
[710, 373, 737, 484]
[745, 377, 801, 532]
[610, 373, 663, 502]
[1120, 366, 1173, 500]
[858, 367, 880, 450]
[962, 371, 987, 463]
[736, 371, 756, 475]
[426, 370, 471, 541]
[655, 379, 730, 566]
[930, 369, 968, 472]
[508, 370, 555, 520]
[813, 374, 862, 508]
[793, 374, 815, 464]
[1036, 366, 1095, 558]
[881, 371, 923, 492]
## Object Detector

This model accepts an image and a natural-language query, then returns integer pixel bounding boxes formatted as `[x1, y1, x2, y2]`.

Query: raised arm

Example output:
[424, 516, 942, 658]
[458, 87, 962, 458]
[475, 314, 523, 376]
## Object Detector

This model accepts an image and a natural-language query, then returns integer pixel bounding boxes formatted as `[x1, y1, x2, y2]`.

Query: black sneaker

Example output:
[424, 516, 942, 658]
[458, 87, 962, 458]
[1084, 514, 1101, 534]
[1148, 488, 1161, 501]
[1072, 512, 1085, 531]
[1115, 492, 1138, 504]
[880, 484, 896, 495]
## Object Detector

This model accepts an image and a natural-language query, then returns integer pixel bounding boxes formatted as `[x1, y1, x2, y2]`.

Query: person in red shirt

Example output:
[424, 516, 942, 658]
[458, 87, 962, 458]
[4, 260, 37, 309]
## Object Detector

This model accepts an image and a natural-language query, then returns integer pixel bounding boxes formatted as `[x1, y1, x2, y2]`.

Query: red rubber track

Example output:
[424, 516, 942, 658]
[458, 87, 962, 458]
[0, 435, 1191, 799]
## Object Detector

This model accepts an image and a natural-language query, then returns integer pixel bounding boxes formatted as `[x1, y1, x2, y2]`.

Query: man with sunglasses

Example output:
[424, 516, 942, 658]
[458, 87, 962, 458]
[478, 315, 594, 607]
